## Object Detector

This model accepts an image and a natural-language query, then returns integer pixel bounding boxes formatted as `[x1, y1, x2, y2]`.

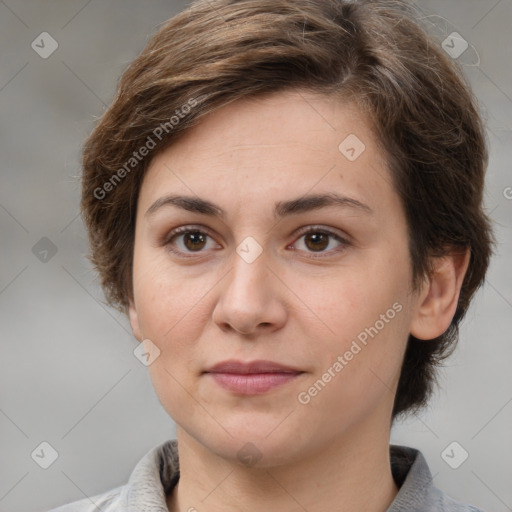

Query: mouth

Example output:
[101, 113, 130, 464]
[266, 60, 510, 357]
[203, 359, 305, 394]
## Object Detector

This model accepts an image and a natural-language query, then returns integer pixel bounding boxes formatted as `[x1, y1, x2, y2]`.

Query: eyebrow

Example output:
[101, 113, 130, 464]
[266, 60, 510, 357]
[145, 193, 374, 219]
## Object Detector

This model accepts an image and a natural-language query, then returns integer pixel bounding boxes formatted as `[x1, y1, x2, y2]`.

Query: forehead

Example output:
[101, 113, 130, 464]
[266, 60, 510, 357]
[139, 89, 397, 219]
[166, 90, 372, 158]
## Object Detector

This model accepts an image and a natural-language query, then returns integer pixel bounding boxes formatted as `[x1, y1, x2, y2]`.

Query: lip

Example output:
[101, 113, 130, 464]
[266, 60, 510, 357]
[204, 359, 304, 394]
[205, 359, 303, 374]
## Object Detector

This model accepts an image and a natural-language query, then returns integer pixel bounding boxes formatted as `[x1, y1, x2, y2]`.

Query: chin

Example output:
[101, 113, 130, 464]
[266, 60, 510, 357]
[193, 420, 312, 469]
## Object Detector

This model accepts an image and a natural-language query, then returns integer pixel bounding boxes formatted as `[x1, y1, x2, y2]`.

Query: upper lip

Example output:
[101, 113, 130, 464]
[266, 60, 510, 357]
[204, 359, 303, 374]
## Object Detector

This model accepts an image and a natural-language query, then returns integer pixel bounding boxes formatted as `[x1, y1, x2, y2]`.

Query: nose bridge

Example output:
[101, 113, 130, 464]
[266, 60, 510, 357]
[228, 236, 269, 297]
[212, 235, 287, 334]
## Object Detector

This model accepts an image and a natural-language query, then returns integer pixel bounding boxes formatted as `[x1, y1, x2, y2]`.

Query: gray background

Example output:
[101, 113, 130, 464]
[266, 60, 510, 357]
[0, 1, 510, 511]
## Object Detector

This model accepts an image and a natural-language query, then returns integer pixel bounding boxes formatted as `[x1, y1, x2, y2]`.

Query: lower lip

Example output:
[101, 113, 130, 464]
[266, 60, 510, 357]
[206, 372, 302, 394]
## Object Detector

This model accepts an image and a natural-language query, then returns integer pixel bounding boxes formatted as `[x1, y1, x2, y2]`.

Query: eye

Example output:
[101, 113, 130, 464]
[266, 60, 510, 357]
[164, 225, 350, 259]
[290, 227, 350, 257]
[165, 226, 220, 256]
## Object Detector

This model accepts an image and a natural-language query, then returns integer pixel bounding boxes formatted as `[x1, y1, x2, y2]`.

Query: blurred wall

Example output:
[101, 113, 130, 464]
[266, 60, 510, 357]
[0, 1, 511, 511]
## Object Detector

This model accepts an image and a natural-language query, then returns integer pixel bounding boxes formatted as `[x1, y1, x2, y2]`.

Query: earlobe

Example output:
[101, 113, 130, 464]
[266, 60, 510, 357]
[128, 299, 143, 342]
[410, 248, 470, 340]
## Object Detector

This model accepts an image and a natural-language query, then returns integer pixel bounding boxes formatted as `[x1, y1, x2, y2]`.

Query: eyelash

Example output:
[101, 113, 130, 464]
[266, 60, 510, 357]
[163, 225, 351, 259]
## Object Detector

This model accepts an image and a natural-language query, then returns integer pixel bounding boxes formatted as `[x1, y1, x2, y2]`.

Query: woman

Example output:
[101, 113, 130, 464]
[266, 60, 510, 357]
[49, 0, 494, 510]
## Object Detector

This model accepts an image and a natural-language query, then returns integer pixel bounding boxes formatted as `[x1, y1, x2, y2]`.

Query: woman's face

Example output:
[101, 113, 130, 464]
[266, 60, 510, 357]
[129, 90, 424, 466]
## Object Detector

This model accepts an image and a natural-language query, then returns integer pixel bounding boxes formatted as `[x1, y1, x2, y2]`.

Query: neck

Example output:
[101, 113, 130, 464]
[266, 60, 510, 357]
[166, 419, 399, 512]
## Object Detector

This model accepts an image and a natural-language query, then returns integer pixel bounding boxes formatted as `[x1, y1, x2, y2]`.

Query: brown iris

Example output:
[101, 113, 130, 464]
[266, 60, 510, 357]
[183, 231, 207, 251]
[304, 232, 329, 251]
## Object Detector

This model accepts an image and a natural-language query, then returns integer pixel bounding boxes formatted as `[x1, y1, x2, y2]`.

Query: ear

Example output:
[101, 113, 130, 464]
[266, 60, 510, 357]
[410, 247, 470, 340]
[128, 298, 143, 342]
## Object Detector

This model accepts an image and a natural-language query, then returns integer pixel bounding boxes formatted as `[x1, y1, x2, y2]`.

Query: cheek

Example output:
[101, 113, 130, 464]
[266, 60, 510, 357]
[294, 256, 411, 387]
[296, 298, 409, 432]
[132, 257, 218, 382]
[295, 262, 398, 341]
[135, 268, 210, 422]
[132, 246, 197, 339]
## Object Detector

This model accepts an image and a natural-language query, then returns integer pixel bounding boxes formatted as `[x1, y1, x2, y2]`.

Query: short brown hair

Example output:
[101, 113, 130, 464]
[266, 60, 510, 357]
[81, 0, 494, 420]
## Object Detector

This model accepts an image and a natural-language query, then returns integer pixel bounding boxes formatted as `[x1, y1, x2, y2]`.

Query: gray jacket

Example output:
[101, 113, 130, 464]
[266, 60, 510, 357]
[46, 439, 484, 512]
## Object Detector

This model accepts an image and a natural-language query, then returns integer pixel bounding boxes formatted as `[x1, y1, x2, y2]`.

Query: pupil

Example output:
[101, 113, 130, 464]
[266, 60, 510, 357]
[306, 233, 328, 251]
[185, 231, 206, 250]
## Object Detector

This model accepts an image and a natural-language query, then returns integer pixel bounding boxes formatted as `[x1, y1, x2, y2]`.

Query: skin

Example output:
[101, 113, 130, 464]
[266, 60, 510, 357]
[128, 89, 469, 512]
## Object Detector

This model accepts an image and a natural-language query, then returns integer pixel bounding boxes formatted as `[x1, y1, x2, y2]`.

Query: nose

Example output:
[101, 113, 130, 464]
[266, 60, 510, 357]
[211, 247, 287, 337]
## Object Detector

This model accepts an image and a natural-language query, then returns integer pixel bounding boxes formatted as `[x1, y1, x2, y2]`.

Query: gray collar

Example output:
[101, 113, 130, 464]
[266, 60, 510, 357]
[117, 439, 468, 512]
